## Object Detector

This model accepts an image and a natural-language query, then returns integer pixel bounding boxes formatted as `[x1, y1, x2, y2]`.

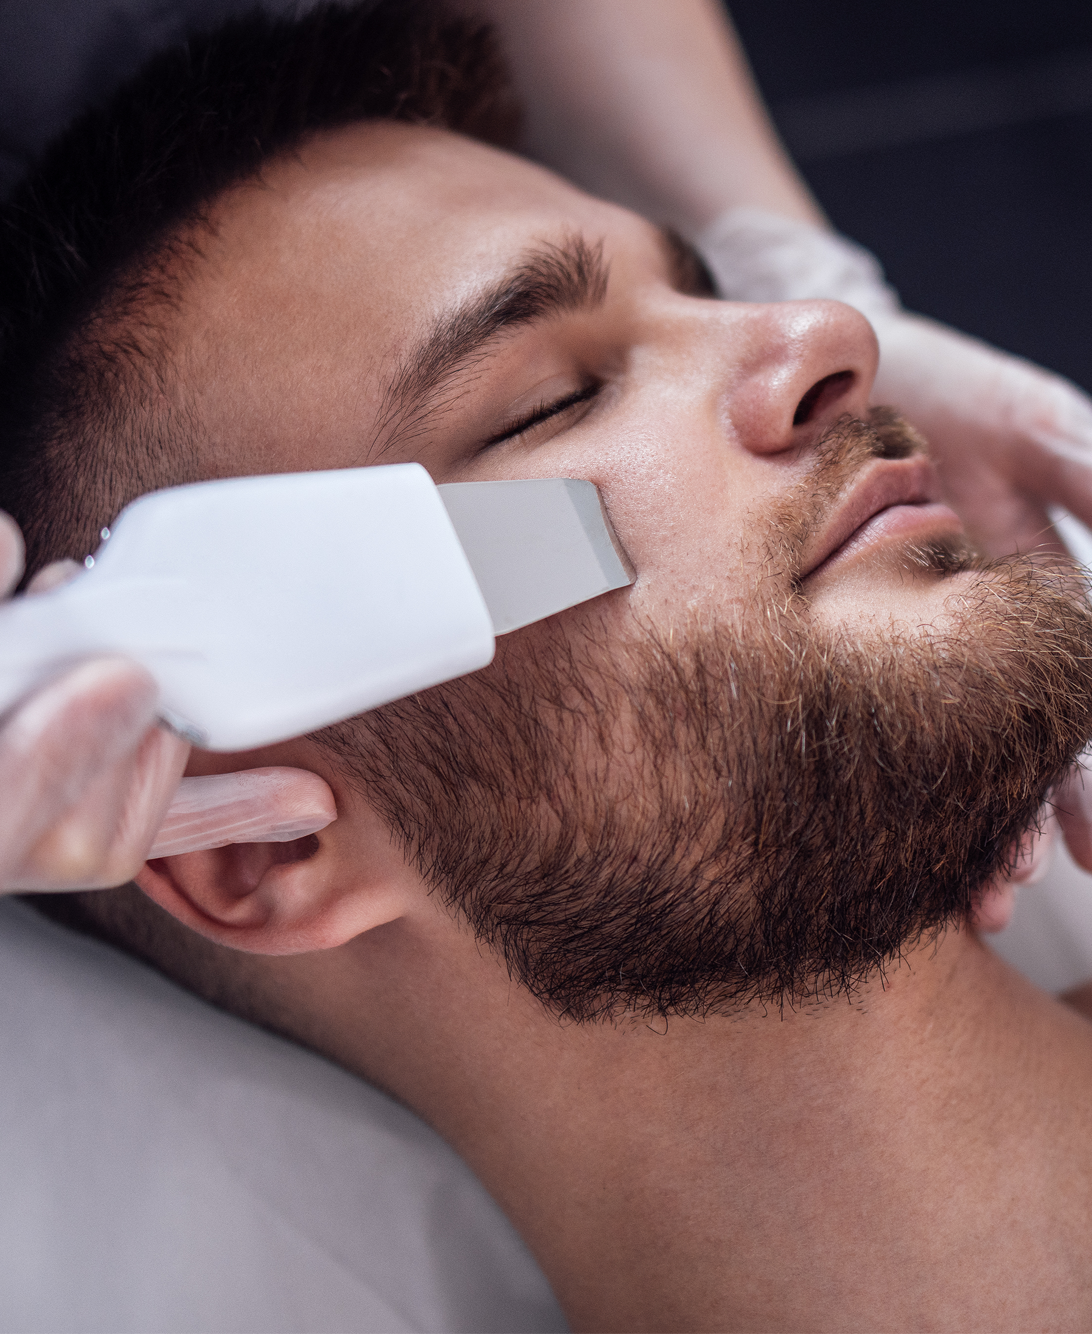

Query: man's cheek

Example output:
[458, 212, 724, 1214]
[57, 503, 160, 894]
[459, 418, 766, 624]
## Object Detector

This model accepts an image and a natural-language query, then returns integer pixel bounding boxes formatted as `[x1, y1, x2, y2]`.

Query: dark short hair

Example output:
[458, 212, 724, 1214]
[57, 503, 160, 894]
[0, 0, 517, 578]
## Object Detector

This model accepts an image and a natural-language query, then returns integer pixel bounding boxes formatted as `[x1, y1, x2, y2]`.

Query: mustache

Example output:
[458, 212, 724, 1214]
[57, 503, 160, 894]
[762, 405, 965, 585]
[813, 403, 925, 479]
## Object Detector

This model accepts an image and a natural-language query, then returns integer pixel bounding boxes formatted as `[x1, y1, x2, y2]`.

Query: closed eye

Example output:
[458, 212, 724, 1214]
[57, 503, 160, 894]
[485, 382, 601, 446]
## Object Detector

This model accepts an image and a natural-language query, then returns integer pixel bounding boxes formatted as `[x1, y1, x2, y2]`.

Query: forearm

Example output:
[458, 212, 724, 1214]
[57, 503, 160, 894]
[460, 0, 824, 233]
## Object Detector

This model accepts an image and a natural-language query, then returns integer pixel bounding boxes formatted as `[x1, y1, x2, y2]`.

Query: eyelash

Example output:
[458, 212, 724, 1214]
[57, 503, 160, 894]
[486, 382, 600, 446]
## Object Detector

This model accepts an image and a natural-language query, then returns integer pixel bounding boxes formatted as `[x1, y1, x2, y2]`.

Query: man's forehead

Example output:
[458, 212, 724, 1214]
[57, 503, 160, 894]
[273, 120, 580, 215]
[184, 125, 609, 349]
[206, 121, 615, 303]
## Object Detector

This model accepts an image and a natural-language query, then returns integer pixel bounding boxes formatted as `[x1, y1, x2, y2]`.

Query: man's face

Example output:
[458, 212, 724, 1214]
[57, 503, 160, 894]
[164, 123, 1092, 1019]
[176, 122, 952, 635]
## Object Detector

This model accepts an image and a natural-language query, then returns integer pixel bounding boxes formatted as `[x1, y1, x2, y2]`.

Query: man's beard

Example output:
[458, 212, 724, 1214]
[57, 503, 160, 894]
[321, 410, 1092, 1022]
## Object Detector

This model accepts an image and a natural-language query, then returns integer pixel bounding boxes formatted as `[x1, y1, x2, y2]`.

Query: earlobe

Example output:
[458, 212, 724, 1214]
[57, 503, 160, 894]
[135, 814, 416, 956]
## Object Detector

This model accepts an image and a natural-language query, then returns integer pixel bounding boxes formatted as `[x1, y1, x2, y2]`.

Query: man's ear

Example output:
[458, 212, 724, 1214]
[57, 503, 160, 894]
[134, 742, 421, 955]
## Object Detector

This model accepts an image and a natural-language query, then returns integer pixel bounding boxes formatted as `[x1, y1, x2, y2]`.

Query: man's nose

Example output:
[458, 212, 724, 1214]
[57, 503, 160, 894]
[718, 300, 878, 457]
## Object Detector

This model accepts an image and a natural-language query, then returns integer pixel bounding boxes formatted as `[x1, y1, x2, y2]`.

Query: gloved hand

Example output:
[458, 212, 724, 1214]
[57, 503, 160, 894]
[697, 206, 1092, 879]
[0, 513, 336, 892]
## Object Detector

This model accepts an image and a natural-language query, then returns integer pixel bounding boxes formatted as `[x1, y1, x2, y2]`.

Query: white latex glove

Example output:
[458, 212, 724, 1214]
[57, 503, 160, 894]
[0, 514, 336, 892]
[698, 207, 1092, 874]
[868, 313, 1092, 560]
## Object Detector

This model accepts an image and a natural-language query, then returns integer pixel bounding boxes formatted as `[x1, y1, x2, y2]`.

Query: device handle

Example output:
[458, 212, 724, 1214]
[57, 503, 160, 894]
[0, 575, 197, 718]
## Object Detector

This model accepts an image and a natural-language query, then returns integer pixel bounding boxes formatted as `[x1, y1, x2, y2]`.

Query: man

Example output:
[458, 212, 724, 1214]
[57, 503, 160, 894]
[3, 0, 1092, 912]
[4, 2, 1092, 1327]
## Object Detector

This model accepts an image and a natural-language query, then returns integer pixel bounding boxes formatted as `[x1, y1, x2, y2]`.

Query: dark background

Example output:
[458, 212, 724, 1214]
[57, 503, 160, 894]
[2, 1, 1090, 394]
[728, 0, 1092, 393]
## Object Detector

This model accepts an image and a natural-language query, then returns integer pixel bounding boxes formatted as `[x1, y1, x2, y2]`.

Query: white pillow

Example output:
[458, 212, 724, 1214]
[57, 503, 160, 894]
[0, 898, 566, 1334]
[3, 840, 1089, 1334]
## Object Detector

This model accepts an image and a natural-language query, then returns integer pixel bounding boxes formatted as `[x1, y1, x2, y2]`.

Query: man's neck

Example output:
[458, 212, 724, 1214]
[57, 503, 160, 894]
[279, 911, 1092, 1331]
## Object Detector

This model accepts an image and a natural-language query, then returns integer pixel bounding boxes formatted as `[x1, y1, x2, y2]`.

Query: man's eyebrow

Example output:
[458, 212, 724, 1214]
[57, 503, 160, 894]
[371, 233, 609, 455]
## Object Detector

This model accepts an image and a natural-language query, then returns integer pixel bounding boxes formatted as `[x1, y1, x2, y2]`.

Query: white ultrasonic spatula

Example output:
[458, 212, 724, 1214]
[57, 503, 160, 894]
[0, 464, 634, 751]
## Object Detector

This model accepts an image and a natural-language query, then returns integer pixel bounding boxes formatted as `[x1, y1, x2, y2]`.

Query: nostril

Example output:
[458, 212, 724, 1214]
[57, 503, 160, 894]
[793, 370, 854, 426]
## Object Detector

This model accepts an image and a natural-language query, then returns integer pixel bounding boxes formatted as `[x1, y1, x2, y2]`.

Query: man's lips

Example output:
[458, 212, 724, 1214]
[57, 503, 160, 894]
[801, 457, 964, 581]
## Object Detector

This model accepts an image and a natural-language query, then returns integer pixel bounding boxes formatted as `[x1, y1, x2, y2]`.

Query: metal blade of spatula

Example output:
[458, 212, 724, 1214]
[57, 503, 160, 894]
[439, 477, 635, 635]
